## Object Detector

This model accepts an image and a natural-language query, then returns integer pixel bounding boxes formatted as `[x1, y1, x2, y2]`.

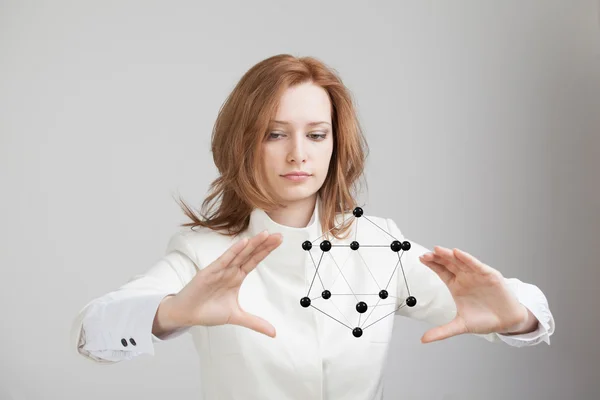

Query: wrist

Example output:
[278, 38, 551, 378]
[153, 294, 182, 337]
[502, 305, 538, 335]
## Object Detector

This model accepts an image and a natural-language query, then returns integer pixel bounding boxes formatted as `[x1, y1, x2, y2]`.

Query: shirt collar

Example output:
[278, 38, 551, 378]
[247, 195, 323, 273]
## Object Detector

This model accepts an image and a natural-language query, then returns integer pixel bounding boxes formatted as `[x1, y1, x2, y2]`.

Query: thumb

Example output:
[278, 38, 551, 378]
[235, 311, 277, 338]
[421, 318, 467, 344]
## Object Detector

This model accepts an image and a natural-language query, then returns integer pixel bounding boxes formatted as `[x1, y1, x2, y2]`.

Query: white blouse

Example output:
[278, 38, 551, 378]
[71, 197, 555, 399]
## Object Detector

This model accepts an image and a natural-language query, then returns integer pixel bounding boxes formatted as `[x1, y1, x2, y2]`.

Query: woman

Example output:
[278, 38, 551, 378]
[71, 54, 555, 399]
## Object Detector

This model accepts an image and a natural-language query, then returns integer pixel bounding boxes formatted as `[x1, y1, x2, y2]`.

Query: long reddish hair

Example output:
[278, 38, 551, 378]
[176, 54, 369, 239]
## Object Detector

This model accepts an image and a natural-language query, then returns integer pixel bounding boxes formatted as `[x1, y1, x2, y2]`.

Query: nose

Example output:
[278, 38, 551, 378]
[287, 134, 307, 164]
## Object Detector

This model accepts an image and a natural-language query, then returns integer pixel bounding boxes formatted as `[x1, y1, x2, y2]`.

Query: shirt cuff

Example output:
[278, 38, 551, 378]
[79, 291, 186, 360]
[494, 282, 555, 347]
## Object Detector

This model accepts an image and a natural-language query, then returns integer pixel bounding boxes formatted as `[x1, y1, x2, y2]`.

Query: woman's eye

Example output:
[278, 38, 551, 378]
[267, 131, 327, 140]
[268, 132, 284, 139]
[308, 133, 327, 140]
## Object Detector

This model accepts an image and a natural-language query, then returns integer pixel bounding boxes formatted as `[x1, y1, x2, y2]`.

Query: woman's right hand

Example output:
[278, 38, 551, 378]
[153, 230, 283, 338]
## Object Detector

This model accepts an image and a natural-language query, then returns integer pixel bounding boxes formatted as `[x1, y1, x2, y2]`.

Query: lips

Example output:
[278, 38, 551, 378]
[282, 172, 311, 177]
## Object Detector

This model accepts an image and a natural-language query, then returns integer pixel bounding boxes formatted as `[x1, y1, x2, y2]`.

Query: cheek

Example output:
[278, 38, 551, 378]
[261, 148, 279, 174]
[318, 143, 334, 169]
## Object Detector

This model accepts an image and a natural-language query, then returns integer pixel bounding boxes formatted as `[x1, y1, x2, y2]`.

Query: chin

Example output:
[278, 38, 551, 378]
[273, 186, 319, 204]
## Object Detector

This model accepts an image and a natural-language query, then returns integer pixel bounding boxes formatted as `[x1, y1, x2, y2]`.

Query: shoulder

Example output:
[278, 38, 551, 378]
[164, 225, 238, 269]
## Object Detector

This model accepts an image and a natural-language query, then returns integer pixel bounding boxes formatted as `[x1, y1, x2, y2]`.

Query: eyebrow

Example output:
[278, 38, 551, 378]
[270, 120, 331, 127]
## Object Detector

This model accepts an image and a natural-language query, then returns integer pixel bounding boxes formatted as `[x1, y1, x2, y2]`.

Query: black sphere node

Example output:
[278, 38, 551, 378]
[300, 297, 311, 308]
[402, 241, 411, 251]
[322, 290, 331, 300]
[302, 240, 312, 251]
[352, 207, 363, 217]
[352, 327, 363, 338]
[320, 240, 332, 252]
[350, 241, 360, 251]
[379, 289, 388, 299]
[356, 301, 368, 313]
[390, 240, 402, 252]
[406, 296, 417, 307]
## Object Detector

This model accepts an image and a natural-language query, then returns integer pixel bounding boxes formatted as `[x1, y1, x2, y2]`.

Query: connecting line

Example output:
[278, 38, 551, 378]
[329, 298, 352, 327]
[396, 251, 411, 297]
[362, 303, 406, 331]
[356, 249, 380, 290]
[360, 247, 404, 328]
[306, 252, 325, 297]
[327, 251, 359, 303]
[311, 213, 352, 244]
[310, 304, 352, 330]
[308, 251, 325, 292]
[332, 294, 398, 298]
[360, 296, 382, 328]
[331, 245, 389, 248]
[384, 253, 402, 290]
[328, 248, 353, 288]
[362, 216, 398, 241]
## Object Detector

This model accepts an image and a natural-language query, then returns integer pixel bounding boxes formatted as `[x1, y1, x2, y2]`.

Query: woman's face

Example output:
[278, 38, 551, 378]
[261, 82, 334, 207]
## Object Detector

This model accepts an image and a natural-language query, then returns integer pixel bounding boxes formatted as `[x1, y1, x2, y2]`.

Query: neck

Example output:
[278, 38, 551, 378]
[265, 195, 317, 228]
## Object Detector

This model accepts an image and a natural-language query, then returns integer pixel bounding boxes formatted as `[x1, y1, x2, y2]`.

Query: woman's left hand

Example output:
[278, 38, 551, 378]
[418, 246, 537, 344]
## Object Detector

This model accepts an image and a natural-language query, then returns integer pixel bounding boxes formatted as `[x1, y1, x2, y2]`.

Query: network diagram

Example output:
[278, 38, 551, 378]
[299, 207, 417, 337]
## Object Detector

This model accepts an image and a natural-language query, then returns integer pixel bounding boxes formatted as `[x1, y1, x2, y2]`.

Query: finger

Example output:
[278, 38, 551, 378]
[242, 233, 282, 264]
[432, 246, 466, 274]
[228, 231, 270, 269]
[242, 234, 283, 274]
[422, 251, 449, 267]
[421, 318, 467, 343]
[419, 255, 454, 284]
[235, 311, 276, 338]
[452, 248, 491, 274]
[241, 234, 283, 273]
[212, 236, 251, 270]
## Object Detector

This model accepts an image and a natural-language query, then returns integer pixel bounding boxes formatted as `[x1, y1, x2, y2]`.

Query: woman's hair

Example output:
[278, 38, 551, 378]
[176, 53, 369, 239]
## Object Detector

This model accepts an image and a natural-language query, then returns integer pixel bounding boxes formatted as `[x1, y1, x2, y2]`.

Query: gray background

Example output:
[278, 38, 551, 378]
[1, 1, 599, 399]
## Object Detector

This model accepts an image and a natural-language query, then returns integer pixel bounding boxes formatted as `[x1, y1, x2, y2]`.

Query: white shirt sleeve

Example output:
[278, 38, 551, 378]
[386, 218, 555, 346]
[71, 232, 199, 363]
[488, 277, 555, 346]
